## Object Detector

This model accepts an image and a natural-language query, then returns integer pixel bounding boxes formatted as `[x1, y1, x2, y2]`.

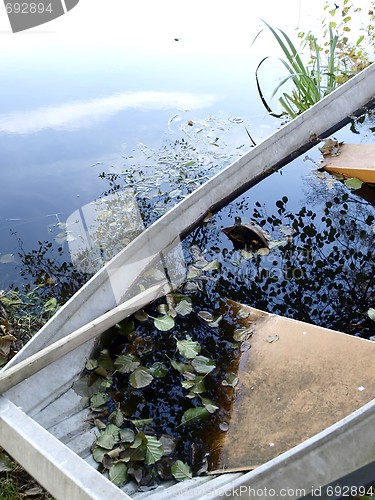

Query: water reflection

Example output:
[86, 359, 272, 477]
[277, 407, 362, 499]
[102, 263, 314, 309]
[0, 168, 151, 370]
[0, 91, 218, 134]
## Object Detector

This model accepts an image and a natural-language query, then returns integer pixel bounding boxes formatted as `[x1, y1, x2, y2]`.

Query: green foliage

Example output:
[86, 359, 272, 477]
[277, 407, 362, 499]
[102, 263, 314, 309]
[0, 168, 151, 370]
[255, 2, 373, 118]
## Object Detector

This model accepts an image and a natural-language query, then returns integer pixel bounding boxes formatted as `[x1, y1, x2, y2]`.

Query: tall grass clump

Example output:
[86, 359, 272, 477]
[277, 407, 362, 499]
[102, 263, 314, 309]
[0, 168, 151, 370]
[255, 0, 374, 119]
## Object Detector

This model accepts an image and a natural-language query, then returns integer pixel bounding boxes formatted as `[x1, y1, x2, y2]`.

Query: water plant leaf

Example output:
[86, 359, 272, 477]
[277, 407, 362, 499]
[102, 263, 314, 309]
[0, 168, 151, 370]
[114, 353, 140, 373]
[368, 308, 375, 321]
[44, 297, 57, 312]
[201, 397, 219, 414]
[191, 355, 216, 374]
[129, 367, 154, 388]
[145, 435, 164, 465]
[96, 432, 117, 450]
[202, 259, 221, 271]
[154, 315, 175, 331]
[176, 336, 201, 359]
[118, 429, 134, 444]
[109, 409, 124, 427]
[90, 393, 108, 408]
[171, 359, 195, 375]
[180, 406, 210, 426]
[344, 177, 363, 190]
[92, 446, 107, 464]
[150, 362, 169, 378]
[197, 311, 213, 322]
[98, 349, 114, 371]
[171, 460, 192, 481]
[109, 462, 127, 486]
[209, 315, 222, 328]
[221, 373, 239, 387]
[134, 310, 149, 322]
[85, 359, 98, 371]
[174, 299, 193, 316]
[233, 327, 253, 342]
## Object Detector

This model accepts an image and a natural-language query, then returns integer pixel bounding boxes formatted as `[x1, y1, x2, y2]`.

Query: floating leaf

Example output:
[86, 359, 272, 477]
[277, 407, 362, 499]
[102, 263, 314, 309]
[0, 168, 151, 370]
[98, 349, 114, 371]
[180, 406, 210, 426]
[121, 446, 146, 462]
[109, 462, 127, 486]
[221, 373, 239, 387]
[129, 367, 154, 388]
[192, 355, 215, 374]
[344, 177, 363, 190]
[171, 460, 192, 481]
[154, 315, 175, 331]
[266, 335, 279, 343]
[85, 359, 98, 371]
[240, 250, 253, 260]
[92, 446, 107, 464]
[157, 303, 169, 315]
[233, 327, 253, 342]
[131, 418, 153, 428]
[109, 409, 124, 427]
[237, 307, 250, 319]
[197, 311, 213, 322]
[368, 308, 375, 321]
[134, 310, 148, 322]
[202, 260, 221, 271]
[96, 432, 117, 450]
[279, 225, 295, 236]
[145, 435, 164, 465]
[187, 266, 202, 279]
[44, 297, 57, 312]
[171, 359, 195, 375]
[176, 336, 201, 359]
[160, 435, 176, 455]
[119, 428, 135, 443]
[114, 353, 140, 373]
[150, 362, 169, 378]
[90, 393, 108, 408]
[209, 315, 222, 328]
[257, 247, 270, 256]
[219, 422, 229, 432]
[201, 398, 219, 414]
[174, 299, 193, 316]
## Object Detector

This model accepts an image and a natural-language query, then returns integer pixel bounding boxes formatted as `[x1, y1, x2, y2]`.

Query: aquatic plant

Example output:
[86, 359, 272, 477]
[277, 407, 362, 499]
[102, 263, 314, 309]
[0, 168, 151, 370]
[255, 0, 374, 118]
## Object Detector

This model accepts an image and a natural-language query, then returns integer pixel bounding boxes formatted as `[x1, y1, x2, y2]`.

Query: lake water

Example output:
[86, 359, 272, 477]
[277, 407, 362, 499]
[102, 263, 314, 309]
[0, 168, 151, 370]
[0, 0, 373, 341]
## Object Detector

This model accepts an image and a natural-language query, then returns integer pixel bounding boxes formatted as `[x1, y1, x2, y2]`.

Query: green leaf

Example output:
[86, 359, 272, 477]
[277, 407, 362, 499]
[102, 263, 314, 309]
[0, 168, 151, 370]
[233, 327, 254, 342]
[368, 308, 375, 321]
[109, 409, 124, 427]
[154, 315, 175, 331]
[129, 367, 154, 388]
[191, 355, 216, 374]
[171, 359, 195, 375]
[174, 299, 193, 316]
[134, 309, 148, 321]
[119, 428, 135, 443]
[121, 446, 146, 462]
[201, 397, 219, 414]
[344, 177, 363, 190]
[109, 462, 127, 486]
[221, 373, 239, 387]
[145, 435, 164, 465]
[180, 406, 210, 425]
[114, 353, 140, 373]
[202, 259, 221, 271]
[98, 349, 114, 371]
[92, 446, 107, 464]
[44, 297, 57, 312]
[96, 433, 116, 450]
[90, 392, 108, 408]
[176, 336, 201, 359]
[85, 359, 98, 371]
[150, 362, 169, 378]
[171, 460, 193, 481]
